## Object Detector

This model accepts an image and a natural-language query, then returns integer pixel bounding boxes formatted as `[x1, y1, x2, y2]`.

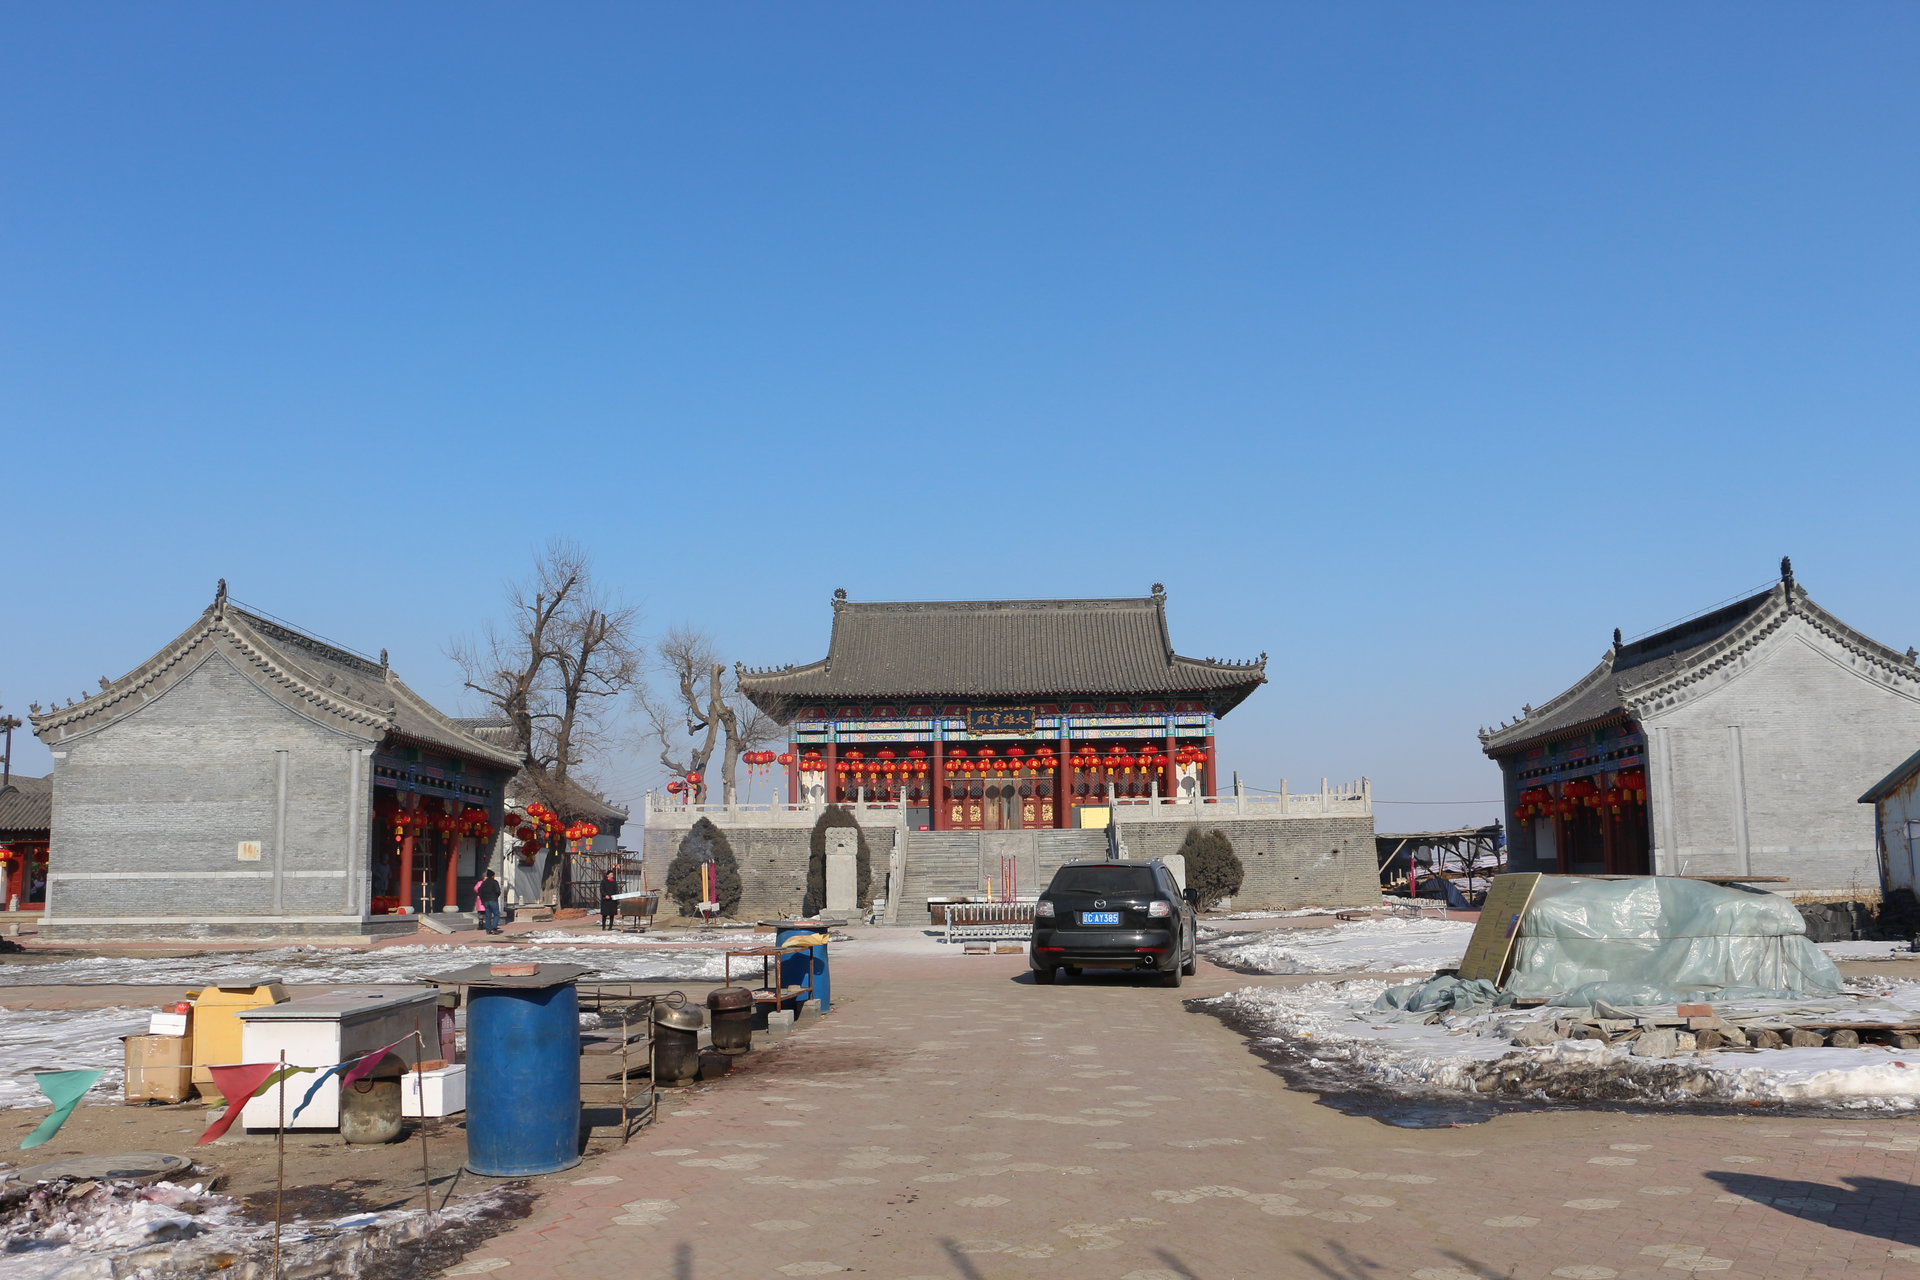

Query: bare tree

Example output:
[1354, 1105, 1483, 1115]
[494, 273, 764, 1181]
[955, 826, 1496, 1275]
[637, 626, 778, 805]
[453, 540, 642, 827]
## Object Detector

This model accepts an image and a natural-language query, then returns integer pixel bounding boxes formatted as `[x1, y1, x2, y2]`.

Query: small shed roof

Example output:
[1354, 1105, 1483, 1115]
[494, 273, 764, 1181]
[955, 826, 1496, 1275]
[1861, 747, 1920, 805]
[453, 717, 629, 825]
[0, 773, 51, 834]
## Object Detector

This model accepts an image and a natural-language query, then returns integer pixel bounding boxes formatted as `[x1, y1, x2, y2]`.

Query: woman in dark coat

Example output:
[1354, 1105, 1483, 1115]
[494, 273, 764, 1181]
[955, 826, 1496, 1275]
[599, 869, 620, 930]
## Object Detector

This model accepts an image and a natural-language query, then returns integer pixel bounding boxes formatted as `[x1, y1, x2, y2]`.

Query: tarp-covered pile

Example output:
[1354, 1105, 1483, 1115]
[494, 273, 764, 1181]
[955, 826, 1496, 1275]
[1502, 875, 1841, 1005]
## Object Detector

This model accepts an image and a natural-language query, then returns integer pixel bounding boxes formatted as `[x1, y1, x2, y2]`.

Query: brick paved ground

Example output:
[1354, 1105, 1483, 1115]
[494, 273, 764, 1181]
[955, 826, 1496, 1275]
[434, 936, 1920, 1280]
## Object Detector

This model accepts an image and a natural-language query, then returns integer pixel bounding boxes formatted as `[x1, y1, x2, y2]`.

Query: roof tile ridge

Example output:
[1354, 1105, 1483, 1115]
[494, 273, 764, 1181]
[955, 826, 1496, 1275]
[1479, 654, 1620, 748]
[845, 596, 1155, 613]
[30, 611, 226, 734]
[1622, 583, 1920, 709]
[218, 612, 393, 731]
[1790, 585, 1920, 684]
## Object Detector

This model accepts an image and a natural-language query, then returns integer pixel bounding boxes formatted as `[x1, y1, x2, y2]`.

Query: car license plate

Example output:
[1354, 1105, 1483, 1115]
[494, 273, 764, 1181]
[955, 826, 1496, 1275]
[1080, 911, 1121, 926]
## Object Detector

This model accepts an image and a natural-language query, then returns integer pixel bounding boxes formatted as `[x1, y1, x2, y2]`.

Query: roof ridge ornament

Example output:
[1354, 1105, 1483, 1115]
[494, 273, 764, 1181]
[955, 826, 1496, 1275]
[213, 578, 228, 617]
[1781, 555, 1794, 593]
[1151, 583, 1166, 602]
[833, 587, 848, 609]
[379, 648, 389, 671]
[1613, 628, 1623, 651]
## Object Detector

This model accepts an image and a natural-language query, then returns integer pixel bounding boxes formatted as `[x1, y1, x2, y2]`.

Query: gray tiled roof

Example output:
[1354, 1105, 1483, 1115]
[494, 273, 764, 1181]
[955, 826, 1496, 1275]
[31, 595, 521, 772]
[739, 591, 1265, 719]
[0, 773, 50, 834]
[228, 610, 521, 768]
[1481, 588, 1776, 753]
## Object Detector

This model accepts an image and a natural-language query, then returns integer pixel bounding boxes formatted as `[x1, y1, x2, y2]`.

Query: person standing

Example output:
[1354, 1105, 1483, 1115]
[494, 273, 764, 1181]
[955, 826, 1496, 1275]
[599, 868, 620, 931]
[476, 869, 503, 935]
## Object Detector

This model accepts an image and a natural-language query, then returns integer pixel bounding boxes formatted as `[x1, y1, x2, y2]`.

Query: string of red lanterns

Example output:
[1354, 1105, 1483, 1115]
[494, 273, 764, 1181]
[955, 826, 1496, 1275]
[1514, 768, 1650, 821]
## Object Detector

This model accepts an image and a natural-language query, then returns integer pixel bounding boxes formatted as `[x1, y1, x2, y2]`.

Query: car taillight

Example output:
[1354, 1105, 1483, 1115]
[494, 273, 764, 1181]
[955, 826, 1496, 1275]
[1147, 900, 1171, 918]
[1035, 900, 1055, 918]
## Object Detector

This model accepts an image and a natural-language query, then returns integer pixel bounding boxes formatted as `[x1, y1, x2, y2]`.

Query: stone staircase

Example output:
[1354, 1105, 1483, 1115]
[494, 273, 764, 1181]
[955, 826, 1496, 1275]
[895, 828, 1116, 925]
[898, 833, 985, 924]
[1031, 829, 1111, 888]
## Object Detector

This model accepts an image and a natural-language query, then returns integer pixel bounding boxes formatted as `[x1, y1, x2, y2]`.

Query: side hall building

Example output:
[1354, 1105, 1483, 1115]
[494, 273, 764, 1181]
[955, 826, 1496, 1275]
[1480, 562, 1920, 892]
[30, 584, 521, 940]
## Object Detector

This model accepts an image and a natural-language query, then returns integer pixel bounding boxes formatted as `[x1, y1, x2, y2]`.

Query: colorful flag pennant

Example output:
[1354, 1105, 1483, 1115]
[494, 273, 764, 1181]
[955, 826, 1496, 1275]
[339, 1036, 413, 1090]
[196, 1063, 309, 1146]
[19, 1069, 104, 1150]
[288, 1058, 357, 1123]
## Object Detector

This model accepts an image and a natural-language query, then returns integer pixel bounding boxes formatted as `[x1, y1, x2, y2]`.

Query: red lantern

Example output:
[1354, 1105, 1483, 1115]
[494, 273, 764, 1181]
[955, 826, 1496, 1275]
[686, 771, 703, 785]
[778, 752, 795, 767]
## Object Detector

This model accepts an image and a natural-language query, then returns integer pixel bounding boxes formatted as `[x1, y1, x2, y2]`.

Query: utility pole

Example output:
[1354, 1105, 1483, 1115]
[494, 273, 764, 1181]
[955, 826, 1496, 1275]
[0, 710, 21, 796]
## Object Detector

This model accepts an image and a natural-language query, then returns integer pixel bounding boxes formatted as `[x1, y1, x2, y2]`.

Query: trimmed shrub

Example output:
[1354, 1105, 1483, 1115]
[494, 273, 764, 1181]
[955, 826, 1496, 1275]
[666, 817, 742, 916]
[1179, 826, 1244, 909]
[803, 807, 874, 916]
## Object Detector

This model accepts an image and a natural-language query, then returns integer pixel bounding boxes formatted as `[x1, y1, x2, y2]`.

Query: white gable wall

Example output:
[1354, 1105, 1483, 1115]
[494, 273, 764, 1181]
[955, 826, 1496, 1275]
[1642, 618, 1920, 892]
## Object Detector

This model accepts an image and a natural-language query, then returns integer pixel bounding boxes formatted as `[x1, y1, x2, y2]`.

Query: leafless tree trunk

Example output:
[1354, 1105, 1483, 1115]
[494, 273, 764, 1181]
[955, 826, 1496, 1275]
[638, 628, 779, 805]
[452, 541, 641, 895]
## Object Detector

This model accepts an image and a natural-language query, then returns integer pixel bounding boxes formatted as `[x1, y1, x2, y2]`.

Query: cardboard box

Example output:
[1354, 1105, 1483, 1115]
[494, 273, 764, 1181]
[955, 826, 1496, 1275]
[123, 1034, 193, 1104]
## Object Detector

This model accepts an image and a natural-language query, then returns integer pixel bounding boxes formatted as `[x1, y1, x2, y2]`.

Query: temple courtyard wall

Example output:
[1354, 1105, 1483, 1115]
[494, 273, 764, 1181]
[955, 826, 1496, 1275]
[642, 804, 1377, 920]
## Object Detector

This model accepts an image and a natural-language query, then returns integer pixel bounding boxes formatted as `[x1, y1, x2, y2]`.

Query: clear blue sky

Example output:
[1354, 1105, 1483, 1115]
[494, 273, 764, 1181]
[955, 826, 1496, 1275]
[5, 4, 1916, 831]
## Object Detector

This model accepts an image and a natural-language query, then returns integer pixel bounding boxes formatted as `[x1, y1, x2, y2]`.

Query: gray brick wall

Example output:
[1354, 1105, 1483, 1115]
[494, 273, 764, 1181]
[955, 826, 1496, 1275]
[1116, 815, 1379, 909]
[43, 653, 379, 936]
[643, 819, 898, 920]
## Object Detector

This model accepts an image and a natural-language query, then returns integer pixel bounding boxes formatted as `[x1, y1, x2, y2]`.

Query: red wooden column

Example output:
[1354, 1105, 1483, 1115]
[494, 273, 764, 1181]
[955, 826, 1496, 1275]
[397, 795, 416, 913]
[825, 741, 838, 805]
[1200, 738, 1217, 801]
[786, 747, 799, 806]
[1163, 730, 1178, 805]
[443, 822, 461, 913]
[931, 738, 945, 830]
[1058, 717, 1072, 828]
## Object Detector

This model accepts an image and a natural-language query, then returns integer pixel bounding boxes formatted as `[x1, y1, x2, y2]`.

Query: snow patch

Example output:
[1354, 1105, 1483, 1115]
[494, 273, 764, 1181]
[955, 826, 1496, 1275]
[0, 1007, 145, 1109]
[1200, 917, 1474, 975]
[1203, 978, 1920, 1109]
[0, 942, 729, 989]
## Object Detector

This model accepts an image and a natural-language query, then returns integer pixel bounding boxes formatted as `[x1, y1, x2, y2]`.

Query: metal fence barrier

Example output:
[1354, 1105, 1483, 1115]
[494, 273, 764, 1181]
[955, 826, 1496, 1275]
[943, 901, 1037, 943]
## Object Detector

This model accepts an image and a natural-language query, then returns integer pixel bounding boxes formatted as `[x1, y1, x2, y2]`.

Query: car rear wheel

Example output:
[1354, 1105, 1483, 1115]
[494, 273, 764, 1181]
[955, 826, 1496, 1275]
[1181, 951, 1197, 976]
[1034, 966, 1058, 984]
[1159, 965, 1183, 989]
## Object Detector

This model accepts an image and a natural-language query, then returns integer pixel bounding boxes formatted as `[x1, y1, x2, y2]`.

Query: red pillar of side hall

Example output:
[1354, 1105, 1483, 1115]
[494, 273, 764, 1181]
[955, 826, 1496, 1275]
[737, 586, 1266, 832]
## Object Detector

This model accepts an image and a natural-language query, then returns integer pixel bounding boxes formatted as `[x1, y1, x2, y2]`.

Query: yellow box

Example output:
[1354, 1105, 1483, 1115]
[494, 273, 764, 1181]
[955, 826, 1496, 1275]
[189, 983, 288, 1099]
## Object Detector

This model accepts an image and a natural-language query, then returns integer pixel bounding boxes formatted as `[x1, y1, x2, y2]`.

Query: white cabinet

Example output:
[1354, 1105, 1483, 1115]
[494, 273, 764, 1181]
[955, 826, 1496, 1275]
[237, 987, 440, 1130]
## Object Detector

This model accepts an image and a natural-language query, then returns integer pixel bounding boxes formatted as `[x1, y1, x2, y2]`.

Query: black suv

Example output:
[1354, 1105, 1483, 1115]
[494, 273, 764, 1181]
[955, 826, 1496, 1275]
[1029, 858, 1198, 986]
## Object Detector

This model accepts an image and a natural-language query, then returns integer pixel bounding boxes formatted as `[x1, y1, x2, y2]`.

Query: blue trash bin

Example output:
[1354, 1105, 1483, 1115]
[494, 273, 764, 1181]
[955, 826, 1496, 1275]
[766, 920, 842, 1014]
[429, 962, 592, 1177]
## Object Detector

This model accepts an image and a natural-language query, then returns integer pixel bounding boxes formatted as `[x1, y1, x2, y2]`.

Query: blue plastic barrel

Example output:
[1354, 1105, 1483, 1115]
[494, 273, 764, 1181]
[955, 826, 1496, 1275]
[774, 923, 832, 1014]
[464, 979, 581, 1176]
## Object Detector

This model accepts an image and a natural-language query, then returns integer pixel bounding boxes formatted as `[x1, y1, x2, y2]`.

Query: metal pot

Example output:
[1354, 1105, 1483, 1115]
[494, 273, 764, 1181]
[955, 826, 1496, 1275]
[651, 1005, 704, 1085]
[707, 987, 755, 1056]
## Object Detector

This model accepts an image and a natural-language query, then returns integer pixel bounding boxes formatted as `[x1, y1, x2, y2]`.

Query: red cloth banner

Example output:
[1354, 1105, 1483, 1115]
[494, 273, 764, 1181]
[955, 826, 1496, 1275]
[197, 1063, 288, 1146]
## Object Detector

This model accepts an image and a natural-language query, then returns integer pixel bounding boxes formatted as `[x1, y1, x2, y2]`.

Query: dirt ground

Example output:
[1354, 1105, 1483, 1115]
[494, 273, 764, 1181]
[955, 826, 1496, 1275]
[0, 975, 761, 1227]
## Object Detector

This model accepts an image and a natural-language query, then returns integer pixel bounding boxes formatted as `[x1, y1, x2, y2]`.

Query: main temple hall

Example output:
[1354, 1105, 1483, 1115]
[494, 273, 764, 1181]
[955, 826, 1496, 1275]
[738, 586, 1267, 832]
